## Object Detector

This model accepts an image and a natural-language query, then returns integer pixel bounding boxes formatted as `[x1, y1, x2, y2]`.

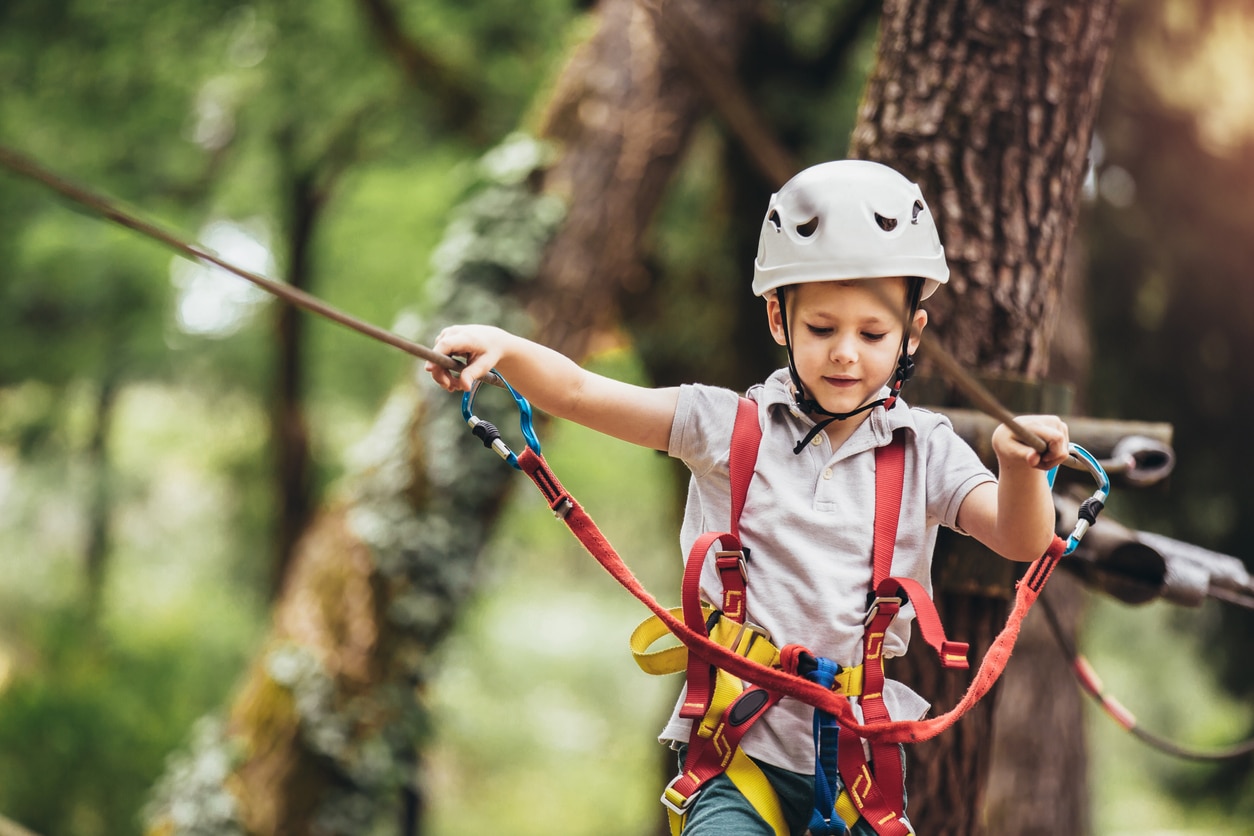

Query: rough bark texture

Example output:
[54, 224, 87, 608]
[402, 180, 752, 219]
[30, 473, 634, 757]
[980, 217, 1095, 836]
[983, 573, 1090, 835]
[851, 0, 1117, 378]
[526, 0, 756, 351]
[143, 1, 758, 833]
[848, 1, 1120, 833]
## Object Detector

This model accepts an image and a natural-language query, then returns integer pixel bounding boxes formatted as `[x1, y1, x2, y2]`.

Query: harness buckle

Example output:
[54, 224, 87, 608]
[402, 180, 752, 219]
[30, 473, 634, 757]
[660, 774, 696, 816]
[708, 613, 773, 658]
[863, 596, 903, 627]
[729, 619, 772, 657]
[715, 550, 748, 582]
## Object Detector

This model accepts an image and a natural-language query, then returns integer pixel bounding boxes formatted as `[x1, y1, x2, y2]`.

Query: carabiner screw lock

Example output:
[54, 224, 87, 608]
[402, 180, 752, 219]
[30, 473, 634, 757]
[1052, 443, 1111, 556]
[461, 372, 541, 470]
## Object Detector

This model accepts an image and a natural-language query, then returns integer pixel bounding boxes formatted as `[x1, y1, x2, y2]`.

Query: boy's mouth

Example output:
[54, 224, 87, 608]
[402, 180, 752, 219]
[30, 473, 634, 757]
[823, 375, 860, 389]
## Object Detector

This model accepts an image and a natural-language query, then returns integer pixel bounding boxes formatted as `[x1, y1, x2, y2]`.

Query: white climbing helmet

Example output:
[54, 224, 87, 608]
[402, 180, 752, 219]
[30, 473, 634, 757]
[752, 159, 949, 299]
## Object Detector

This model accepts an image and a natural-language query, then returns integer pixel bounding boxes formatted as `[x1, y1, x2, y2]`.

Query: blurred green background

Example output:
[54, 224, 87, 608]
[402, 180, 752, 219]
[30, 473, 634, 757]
[1, 1, 1251, 834]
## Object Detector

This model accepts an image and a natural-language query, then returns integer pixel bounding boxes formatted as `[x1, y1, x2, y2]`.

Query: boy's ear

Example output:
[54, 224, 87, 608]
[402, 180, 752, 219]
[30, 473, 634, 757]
[765, 292, 788, 346]
[907, 307, 928, 355]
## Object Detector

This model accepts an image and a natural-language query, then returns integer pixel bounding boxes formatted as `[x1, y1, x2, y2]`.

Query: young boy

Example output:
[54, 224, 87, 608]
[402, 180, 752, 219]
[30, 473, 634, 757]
[426, 160, 1068, 835]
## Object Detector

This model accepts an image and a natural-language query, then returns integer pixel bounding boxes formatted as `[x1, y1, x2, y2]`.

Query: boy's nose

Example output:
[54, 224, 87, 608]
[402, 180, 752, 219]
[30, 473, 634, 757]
[830, 336, 858, 364]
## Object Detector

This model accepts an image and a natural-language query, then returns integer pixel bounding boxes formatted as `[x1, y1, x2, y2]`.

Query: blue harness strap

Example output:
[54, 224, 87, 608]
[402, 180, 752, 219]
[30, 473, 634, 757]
[807, 657, 849, 835]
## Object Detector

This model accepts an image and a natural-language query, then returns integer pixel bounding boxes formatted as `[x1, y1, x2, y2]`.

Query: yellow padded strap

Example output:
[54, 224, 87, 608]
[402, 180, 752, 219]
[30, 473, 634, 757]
[698, 666, 746, 739]
[631, 609, 784, 676]
[630, 607, 699, 675]
[835, 788, 860, 827]
[668, 806, 684, 836]
[726, 748, 789, 836]
[665, 750, 790, 836]
[834, 663, 862, 697]
[631, 610, 864, 697]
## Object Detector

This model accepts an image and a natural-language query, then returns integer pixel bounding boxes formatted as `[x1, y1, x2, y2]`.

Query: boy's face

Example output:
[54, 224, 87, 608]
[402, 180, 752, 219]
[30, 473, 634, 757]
[766, 278, 927, 416]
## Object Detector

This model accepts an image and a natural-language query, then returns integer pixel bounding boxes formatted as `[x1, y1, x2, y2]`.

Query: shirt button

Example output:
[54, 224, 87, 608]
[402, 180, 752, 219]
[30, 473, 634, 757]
[822, 467, 833, 480]
[811, 435, 823, 446]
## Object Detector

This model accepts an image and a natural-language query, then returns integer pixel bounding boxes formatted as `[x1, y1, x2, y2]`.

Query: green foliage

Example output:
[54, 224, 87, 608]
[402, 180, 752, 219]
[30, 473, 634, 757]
[0, 609, 253, 836]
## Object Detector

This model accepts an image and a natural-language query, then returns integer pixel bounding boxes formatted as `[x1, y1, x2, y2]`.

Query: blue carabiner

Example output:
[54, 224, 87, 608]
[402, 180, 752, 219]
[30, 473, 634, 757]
[1048, 443, 1111, 556]
[460, 372, 541, 470]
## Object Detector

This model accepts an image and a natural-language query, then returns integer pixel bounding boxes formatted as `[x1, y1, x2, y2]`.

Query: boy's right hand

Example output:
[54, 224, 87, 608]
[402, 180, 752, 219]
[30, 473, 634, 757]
[424, 324, 509, 392]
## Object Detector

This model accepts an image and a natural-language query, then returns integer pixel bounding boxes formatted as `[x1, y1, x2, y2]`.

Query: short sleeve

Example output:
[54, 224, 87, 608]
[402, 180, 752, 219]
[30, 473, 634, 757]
[668, 383, 743, 479]
[921, 414, 996, 532]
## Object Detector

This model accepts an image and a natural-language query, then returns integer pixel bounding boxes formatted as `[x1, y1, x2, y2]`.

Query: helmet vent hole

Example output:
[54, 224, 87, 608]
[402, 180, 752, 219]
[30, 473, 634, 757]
[911, 200, 924, 224]
[796, 216, 819, 238]
[874, 213, 897, 232]
[768, 210, 782, 230]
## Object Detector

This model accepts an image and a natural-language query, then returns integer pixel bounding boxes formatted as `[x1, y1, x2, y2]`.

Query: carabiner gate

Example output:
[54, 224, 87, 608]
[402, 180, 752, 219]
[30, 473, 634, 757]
[1049, 444, 1111, 556]
[461, 372, 541, 470]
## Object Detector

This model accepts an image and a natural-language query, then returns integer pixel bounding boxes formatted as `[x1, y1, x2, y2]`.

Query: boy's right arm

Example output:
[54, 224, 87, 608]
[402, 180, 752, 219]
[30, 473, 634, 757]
[425, 324, 680, 452]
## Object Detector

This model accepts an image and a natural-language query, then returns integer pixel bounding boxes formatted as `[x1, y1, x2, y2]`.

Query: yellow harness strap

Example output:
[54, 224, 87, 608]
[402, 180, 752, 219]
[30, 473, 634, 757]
[667, 746, 789, 836]
[665, 719, 861, 836]
[630, 609, 864, 696]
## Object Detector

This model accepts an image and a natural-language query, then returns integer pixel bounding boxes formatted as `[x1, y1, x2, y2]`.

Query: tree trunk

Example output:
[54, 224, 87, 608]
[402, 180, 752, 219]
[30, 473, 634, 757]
[83, 372, 119, 623]
[981, 207, 1096, 836]
[143, 1, 758, 833]
[270, 168, 318, 599]
[848, 1, 1120, 832]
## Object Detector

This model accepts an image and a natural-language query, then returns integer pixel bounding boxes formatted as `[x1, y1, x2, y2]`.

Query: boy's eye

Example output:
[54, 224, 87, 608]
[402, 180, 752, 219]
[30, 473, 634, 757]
[862, 332, 888, 342]
[806, 324, 833, 336]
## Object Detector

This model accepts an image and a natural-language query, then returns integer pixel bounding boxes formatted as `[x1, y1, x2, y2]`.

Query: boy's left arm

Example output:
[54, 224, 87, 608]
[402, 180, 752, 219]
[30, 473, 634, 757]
[956, 415, 1070, 563]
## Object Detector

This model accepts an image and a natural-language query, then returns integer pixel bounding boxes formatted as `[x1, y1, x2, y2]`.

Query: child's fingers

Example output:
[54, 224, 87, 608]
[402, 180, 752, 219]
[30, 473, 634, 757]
[1025, 419, 1069, 471]
[997, 416, 1070, 470]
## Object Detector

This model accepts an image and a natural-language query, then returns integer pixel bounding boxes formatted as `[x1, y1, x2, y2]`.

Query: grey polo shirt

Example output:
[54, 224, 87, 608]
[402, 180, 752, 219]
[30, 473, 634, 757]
[660, 368, 995, 773]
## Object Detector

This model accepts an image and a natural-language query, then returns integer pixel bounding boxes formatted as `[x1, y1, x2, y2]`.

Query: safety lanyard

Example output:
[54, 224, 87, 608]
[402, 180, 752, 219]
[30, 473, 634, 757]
[460, 371, 1111, 745]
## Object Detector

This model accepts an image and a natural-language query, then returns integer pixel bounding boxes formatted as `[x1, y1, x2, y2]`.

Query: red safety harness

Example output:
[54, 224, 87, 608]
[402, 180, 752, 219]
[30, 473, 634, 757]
[662, 398, 972, 832]
[513, 398, 1069, 832]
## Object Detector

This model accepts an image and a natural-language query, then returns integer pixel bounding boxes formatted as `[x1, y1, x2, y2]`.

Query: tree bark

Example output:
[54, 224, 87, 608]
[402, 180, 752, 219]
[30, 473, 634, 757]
[848, 1, 1120, 832]
[143, 1, 758, 833]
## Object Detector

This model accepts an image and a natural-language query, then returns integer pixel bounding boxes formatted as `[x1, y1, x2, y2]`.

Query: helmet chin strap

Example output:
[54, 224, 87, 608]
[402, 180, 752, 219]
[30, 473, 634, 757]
[777, 282, 921, 455]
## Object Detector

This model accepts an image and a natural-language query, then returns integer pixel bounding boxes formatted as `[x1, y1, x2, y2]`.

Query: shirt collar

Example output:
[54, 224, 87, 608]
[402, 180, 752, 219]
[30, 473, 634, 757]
[755, 367, 919, 451]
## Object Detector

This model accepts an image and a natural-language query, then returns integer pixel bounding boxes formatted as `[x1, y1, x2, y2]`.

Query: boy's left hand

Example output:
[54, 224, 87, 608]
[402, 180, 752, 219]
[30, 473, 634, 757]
[992, 415, 1070, 472]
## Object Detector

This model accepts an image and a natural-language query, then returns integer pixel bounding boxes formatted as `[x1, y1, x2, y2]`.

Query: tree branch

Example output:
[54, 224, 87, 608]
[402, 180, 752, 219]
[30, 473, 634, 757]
[354, 0, 484, 135]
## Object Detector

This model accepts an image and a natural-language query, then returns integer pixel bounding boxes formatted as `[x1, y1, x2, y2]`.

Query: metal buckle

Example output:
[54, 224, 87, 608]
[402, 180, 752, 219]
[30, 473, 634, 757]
[728, 619, 772, 655]
[863, 596, 903, 627]
[660, 774, 695, 816]
[715, 550, 748, 582]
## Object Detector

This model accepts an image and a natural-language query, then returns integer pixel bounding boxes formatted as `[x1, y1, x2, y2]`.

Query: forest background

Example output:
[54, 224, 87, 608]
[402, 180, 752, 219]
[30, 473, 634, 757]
[0, 0, 1252, 834]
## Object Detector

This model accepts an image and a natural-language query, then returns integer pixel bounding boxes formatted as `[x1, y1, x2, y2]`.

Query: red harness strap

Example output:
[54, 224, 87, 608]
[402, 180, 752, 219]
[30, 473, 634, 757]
[845, 433, 911, 831]
[679, 398, 760, 722]
[835, 431, 966, 833]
